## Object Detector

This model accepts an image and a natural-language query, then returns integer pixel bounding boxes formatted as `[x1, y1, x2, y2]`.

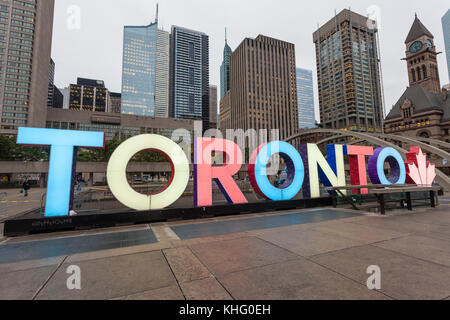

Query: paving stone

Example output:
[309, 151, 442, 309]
[170, 232, 249, 248]
[311, 245, 450, 300]
[0, 256, 65, 273]
[190, 237, 298, 276]
[163, 247, 211, 283]
[218, 258, 388, 300]
[0, 265, 57, 300]
[66, 242, 172, 263]
[180, 277, 232, 300]
[406, 211, 450, 227]
[418, 226, 450, 241]
[349, 216, 440, 234]
[258, 229, 364, 257]
[313, 222, 408, 244]
[112, 285, 185, 300]
[374, 235, 450, 267]
[36, 251, 176, 300]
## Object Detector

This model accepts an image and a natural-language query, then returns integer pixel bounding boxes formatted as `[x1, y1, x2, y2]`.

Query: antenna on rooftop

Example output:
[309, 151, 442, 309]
[155, 3, 159, 23]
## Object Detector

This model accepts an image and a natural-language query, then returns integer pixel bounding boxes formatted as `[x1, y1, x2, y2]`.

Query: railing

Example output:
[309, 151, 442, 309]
[0, 192, 7, 217]
[40, 192, 46, 215]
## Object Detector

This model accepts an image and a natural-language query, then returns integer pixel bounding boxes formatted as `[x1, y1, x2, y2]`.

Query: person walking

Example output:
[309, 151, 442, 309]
[22, 178, 31, 197]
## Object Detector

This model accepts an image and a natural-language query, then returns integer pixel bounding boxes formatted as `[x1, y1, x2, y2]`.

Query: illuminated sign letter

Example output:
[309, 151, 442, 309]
[249, 141, 304, 201]
[302, 144, 346, 198]
[368, 148, 406, 185]
[17, 128, 105, 217]
[107, 134, 189, 211]
[346, 146, 374, 194]
[194, 138, 247, 207]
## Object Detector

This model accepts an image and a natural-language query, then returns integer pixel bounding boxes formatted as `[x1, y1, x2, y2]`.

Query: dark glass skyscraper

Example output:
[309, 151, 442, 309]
[296, 68, 315, 129]
[121, 19, 169, 117]
[170, 26, 209, 130]
[220, 30, 232, 100]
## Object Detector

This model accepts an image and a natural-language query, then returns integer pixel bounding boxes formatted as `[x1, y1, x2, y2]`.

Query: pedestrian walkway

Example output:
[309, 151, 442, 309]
[0, 188, 45, 223]
[0, 199, 449, 300]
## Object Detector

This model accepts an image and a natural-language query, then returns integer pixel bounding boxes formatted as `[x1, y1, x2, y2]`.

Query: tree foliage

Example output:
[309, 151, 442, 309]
[0, 135, 168, 163]
[77, 138, 167, 163]
[0, 134, 49, 161]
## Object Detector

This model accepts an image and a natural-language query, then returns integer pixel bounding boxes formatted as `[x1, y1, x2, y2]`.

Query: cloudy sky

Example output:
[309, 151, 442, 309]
[51, 0, 450, 119]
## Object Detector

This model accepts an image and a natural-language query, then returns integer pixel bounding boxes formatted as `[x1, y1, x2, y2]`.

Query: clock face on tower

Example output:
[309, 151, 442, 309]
[425, 39, 433, 49]
[409, 41, 423, 53]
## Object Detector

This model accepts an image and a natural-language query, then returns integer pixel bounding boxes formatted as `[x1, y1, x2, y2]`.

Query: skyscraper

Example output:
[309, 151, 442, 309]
[223, 35, 299, 140]
[313, 9, 384, 132]
[220, 29, 232, 100]
[170, 26, 209, 130]
[442, 9, 450, 83]
[0, 0, 55, 134]
[296, 68, 315, 129]
[121, 15, 169, 117]
[62, 78, 109, 112]
[109, 92, 122, 114]
[209, 85, 217, 128]
[155, 29, 170, 117]
[47, 59, 55, 108]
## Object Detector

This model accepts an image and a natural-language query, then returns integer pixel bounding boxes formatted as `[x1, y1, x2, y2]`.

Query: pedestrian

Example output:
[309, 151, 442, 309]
[22, 178, 30, 197]
[76, 174, 85, 192]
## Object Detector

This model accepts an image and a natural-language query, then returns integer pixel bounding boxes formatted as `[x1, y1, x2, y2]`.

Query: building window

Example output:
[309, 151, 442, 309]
[422, 65, 427, 79]
[188, 93, 195, 113]
[189, 68, 194, 86]
[411, 69, 416, 82]
[189, 42, 195, 60]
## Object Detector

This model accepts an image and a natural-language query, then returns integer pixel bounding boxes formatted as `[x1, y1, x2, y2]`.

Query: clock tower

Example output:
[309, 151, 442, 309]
[404, 14, 441, 94]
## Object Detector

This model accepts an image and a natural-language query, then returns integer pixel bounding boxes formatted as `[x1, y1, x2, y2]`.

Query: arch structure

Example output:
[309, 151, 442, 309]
[285, 129, 450, 191]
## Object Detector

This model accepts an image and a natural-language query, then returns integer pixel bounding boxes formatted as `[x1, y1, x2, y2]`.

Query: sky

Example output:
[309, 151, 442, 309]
[51, 0, 450, 120]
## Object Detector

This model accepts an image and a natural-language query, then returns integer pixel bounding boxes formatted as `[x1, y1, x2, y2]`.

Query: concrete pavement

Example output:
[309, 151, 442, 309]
[0, 188, 45, 223]
[0, 199, 449, 300]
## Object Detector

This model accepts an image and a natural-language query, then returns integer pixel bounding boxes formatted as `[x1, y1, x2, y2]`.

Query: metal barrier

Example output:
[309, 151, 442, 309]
[0, 192, 7, 217]
[40, 193, 46, 215]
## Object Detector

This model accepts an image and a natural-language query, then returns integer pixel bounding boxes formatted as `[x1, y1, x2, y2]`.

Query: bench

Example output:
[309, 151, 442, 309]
[325, 185, 442, 215]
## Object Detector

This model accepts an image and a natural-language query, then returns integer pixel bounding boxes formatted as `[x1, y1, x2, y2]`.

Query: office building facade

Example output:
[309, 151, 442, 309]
[121, 20, 170, 117]
[47, 58, 55, 108]
[109, 92, 122, 114]
[170, 26, 209, 130]
[222, 35, 299, 140]
[0, 0, 55, 134]
[47, 58, 62, 108]
[296, 68, 315, 129]
[441, 9, 450, 84]
[209, 85, 217, 128]
[46, 108, 194, 142]
[63, 78, 109, 113]
[313, 9, 384, 132]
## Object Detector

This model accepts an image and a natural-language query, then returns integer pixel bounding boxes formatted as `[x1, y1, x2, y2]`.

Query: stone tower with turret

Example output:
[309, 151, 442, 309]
[404, 14, 441, 94]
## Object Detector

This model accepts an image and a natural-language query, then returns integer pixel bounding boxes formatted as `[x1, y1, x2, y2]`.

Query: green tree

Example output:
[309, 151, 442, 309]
[0, 134, 49, 161]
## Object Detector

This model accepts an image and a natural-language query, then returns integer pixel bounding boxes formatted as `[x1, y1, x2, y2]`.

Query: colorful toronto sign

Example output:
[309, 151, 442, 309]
[16, 127, 436, 217]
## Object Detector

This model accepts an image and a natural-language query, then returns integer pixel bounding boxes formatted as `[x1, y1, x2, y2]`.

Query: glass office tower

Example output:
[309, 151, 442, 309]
[296, 68, 315, 129]
[442, 9, 450, 83]
[220, 32, 232, 100]
[170, 26, 209, 130]
[121, 21, 169, 117]
[313, 9, 384, 132]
